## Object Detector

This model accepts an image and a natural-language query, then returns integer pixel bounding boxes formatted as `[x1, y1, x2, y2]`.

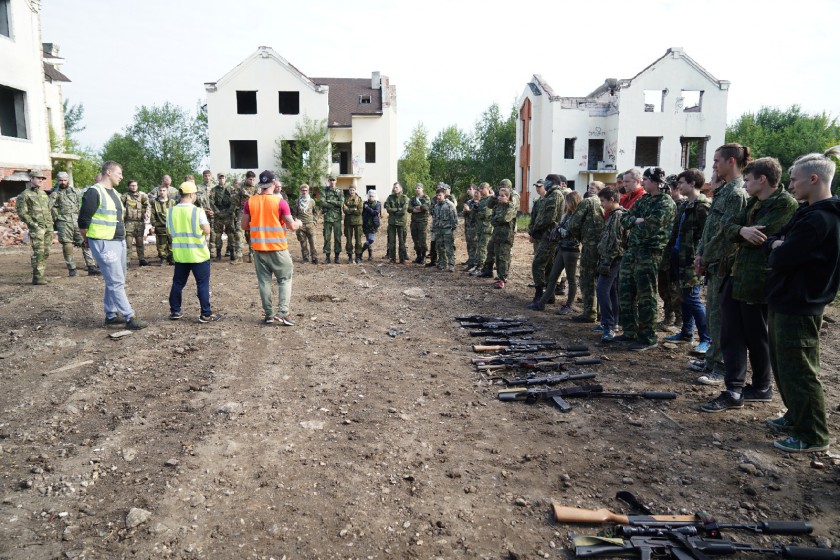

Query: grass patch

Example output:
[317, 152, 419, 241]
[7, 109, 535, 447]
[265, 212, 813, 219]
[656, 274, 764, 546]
[516, 214, 531, 231]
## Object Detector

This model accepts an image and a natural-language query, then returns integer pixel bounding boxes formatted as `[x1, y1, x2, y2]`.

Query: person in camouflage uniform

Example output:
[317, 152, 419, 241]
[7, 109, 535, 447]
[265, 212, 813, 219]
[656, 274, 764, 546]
[595, 187, 627, 341]
[478, 179, 516, 277]
[292, 183, 319, 263]
[210, 173, 241, 263]
[235, 171, 259, 262]
[431, 187, 458, 271]
[616, 167, 676, 350]
[150, 182, 176, 265]
[17, 172, 54, 284]
[121, 179, 150, 266]
[361, 190, 381, 260]
[463, 186, 480, 270]
[490, 186, 518, 288]
[49, 171, 99, 276]
[343, 185, 364, 263]
[567, 181, 606, 322]
[528, 176, 566, 306]
[470, 182, 495, 276]
[198, 170, 216, 255]
[664, 169, 712, 349]
[319, 176, 344, 263]
[409, 183, 430, 263]
[384, 182, 409, 263]
[657, 177, 685, 329]
[692, 144, 750, 382]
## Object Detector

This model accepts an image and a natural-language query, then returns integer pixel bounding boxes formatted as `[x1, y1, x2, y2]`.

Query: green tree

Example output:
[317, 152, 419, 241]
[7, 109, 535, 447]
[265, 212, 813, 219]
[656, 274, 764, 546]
[428, 125, 475, 197]
[63, 99, 86, 146]
[101, 102, 206, 192]
[51, 99, 98, 187]
[275, 115, 331, 200]
[472, 103, 516, 186]
[726, 105, 840, 192]
[398, 123, 432, 195]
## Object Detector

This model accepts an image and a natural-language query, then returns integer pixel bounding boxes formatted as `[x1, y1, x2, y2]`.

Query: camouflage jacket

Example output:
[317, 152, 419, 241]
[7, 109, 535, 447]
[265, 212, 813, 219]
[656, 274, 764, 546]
[530, 185, 565, 238]
[18, 187, 53, 229]
[235, 184, 259, 216]
[475, 196, 495, 232]
[464, 198, 479, 230]
[568, 195, 605, 247]
[620, 192, 676, 251]
[431, 199, 458, 231]
[724, 188, 798, 304]
[49, 186, 83, 222]
[660, 199, 687, 270]
[490, 199, 517, 239]
[597, 207, 628, 268]
[150, 197, 176, 228]
[121, 190, 149, 223]
[409, 194, 430, 223]
[210, 185, 236, 218]
[343, 194, 363, 226]
[319, 186, 344, 222]
[697, 177, 747, 274]
[384, 193, 409, 226]
[292, 197, 318, 225]
[674, 194, 711, 287]
[528, 196, 544, 238]
[195, 183, 213, 215]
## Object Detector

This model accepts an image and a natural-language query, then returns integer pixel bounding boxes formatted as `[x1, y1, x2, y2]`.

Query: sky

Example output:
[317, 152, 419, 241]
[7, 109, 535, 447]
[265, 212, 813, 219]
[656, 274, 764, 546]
[42, 0, 840, 155]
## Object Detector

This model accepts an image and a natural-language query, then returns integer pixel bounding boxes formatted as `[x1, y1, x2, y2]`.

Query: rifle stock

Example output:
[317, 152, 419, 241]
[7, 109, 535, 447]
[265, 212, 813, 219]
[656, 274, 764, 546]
[553, 503, 694, 525]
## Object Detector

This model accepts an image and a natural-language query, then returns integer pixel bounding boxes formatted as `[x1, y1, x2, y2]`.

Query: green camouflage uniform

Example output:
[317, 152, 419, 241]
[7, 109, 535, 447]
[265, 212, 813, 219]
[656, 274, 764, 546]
[697, 177, 747, 373]
[490, 196, 518, 281]
[49, 185, 96, 272]
[474, 196, 495, 272]
[319, 186, 344, 257]
[197, 181, 215, 254]
[409, 194, 430, 260]
[17, 186, 53, 282]
[529, 185, 565, 289]
[211, 184, 241, 260]
[431, 198, 458, 268]
[235, 183, 259, 260]
[618, 192, 676, 345]
[384, 192, 409, 261]
[149, 196, 176, 262]
[657, 199, 686, 325]
[343, 193, 364, 259]
[121, 190, 149, 263]
[464, 198, 479, 267]
[598, 207, 628, 269]
[292, 196, 319, 262]
[568, 195, 605, 321]
[674, 195, 711, 288]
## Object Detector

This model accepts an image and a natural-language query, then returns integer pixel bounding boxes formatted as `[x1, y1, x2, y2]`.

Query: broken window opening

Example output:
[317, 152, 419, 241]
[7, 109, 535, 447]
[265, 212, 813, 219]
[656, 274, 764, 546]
[236, 91, 257, 114]
[643, 90, 665, 113]
[230, 140, 258, 169]
[564, 138, 575, 159]
[0, 0, 10, 38]
[588, 139, 605, 170]
[278, 91, 300, 115]
[680, 137, 708, 170]
[682, 90, 703, 113]
[365, 142, 376, 164]
[0, 84, 28, 139]
[635, 136, 661, 167]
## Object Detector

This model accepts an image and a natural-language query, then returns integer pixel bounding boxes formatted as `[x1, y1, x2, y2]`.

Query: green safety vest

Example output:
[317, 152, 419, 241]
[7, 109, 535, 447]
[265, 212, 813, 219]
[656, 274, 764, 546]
[167, 205, 210, 263]
[86, 184, 120, 239]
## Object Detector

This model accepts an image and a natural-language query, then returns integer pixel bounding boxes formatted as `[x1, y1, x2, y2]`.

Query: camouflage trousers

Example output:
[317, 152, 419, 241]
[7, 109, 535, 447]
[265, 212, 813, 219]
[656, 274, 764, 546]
[344, 223, 363, 257]
[768, 311, 828, 447]
[465, 225, 476, 266]
[410, 220, 427, 254]
[323, 220, 342, 255]
[434, 228, 455, 267]
[704, 272, 725, 374]
[618, 247, 662, 345]
[387, 224, 407, 261]
[28, 225, 52, 280]
[531, 237, 557, 288]
[153, 226, 172, 261]
[124, 220, 146, 262]
[207, 216, 215, 254]
[579, 243, 599, 321]
[55, 219, 95, 270]
[492, 227, 514, 280]
[213, 216, 241, 260]
[296, 223, 318, 261]
[475, 224, 494, 270]
[658, 258, 683, 325]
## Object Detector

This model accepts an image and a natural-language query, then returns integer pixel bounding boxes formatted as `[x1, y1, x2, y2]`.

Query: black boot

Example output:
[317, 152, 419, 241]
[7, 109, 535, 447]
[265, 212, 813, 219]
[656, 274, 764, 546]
[334, 253, 340, 264]
[325, 254, 331, 264]
[367, 247, 373, 260]
[534, 286, 544, 303]
[215, 249, 222, 262]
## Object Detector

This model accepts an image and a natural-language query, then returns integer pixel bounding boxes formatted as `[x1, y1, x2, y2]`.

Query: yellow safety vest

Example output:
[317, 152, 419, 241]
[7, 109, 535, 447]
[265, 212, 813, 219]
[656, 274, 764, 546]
[86, 184, 120, 239]
[167, 205, 210, 263]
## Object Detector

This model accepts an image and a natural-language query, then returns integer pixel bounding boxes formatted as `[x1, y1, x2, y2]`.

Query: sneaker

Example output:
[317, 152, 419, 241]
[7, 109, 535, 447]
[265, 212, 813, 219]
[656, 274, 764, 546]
[389, 258, 397, 264]
[104, 315, 124, 327]
[479, 270, 494, 278]
[302, 257, 310, 263]
[664, 333, 692, 343]
[601, 330, 616, 342]
[199, 313, 223, 323]
[742, 385, 773, 402]
[629, 341, 658, 352]
[87, 267, 101, 276]
[572, 315, 596, 323]
[766, 415, 794, 433]
[612, 334, 637, 343]
[556, 305, 573, 316]
[526, 300, 545, 311]
[696, 372, 725, 385]
[591, 325, 604, 332]
[447, 265, 455, 272]
[493, 280, 506, 289]
[466, 266, 476, 273]
[264, 316, 275, 324]
[274, 315, 295, 326]
[32, 277, 49, 285]
[692, 341, 711, 354]
[773, 436, 828, 453]
[169, 311, 183, 320]
[68, 268, 78, 277]
[139, 259, 150, 266]
[700, 391, 744, 413]
[469, 269, 481, 276]
[125, 316, 148, 330]
[687, 358, 709, 372]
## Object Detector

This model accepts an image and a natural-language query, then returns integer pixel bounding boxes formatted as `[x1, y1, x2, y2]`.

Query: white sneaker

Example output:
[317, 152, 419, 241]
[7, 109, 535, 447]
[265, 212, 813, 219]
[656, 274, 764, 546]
[696, 372, 724, 385]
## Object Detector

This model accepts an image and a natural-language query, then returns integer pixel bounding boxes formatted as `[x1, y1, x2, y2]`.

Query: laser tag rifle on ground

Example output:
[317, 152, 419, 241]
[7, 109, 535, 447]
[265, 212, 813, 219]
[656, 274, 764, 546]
[474, 339, 589, 353]
[468, 327, 536, 337]
[498, 383, 676, 412]
[476, 357, 602, 372]
[455, 315, 525, 323]
[492, 371, 597, 387]
[471, 351, 592, 365]
[459, 320, 530, 329]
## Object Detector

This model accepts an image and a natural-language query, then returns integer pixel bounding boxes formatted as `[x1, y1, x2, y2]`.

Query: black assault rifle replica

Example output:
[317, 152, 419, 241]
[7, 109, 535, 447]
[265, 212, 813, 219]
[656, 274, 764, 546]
[573, 535, 839, 559]
[474, 338, 589, 353]
[498, 383, 676, 412]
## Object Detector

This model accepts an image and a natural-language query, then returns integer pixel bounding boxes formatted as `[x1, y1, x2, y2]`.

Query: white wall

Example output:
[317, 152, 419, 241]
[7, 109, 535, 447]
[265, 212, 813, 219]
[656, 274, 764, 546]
[349, 110, 396, 200]
[0, 0, 51, 171]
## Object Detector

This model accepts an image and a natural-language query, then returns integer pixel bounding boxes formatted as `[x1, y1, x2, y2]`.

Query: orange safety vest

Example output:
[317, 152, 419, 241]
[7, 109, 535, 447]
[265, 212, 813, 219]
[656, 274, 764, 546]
[248, 194, 287, 251]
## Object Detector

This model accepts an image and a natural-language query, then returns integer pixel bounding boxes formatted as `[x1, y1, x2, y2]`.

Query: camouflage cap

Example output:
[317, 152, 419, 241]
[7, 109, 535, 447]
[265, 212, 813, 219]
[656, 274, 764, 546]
[665, 174, 679, 188]
[498, 179, 512, 188]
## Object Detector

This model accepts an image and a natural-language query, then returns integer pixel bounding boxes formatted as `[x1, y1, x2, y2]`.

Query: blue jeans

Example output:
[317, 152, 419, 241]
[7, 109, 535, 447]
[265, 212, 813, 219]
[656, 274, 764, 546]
[365, 231, 376, 247]
[169, 260, 212, 316]
[596, 259, 621, 330]
[88, 238, 135, 321]
[680, 285, 710, 341]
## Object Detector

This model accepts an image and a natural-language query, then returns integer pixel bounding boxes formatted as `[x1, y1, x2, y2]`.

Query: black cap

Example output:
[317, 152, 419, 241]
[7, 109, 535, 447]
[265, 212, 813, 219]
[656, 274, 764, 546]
[258, 170, 275, 186]
[643, 167, 666, 184]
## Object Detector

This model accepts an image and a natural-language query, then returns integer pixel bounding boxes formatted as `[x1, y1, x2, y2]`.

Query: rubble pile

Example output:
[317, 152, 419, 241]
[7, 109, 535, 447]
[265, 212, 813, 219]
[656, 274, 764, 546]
[0, 199, 28, 246]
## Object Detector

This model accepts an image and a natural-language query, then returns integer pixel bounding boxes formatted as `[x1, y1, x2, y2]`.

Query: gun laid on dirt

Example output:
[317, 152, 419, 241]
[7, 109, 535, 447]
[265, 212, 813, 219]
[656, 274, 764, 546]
[498, 384, 676, 412]
[455, 315, 524, 323]
[476, 357, 601, 372]
[474, 339, 589, 353]
[495, 371, 597, 387]
[573, 535, 838, 559]
[468, 327, 536, 337]
[459, 320, 530, 329]
[471, 351, 591, 365]
[552, 504, 813, 536]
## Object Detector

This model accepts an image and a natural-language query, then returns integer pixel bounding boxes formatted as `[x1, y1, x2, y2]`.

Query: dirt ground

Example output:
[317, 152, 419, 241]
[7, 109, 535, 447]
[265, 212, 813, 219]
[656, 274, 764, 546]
[0, 231, 838, 560]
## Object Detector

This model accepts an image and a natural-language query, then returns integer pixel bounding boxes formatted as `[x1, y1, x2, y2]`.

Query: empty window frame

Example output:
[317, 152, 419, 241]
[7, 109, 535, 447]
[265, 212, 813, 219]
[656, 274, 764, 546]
[682, 90, 703, 113]
[564, 138, 575, 159]
[643, 90, 665, 113]
[278, 91, 300, 115]
[0, 0, 10, 38]
[359, 95, 372, 104]
[680, 137, 709, 169]
[635, 136, 661, 166]
[230, 140, 258, 169]
[365, 142, 376, 163]
[588, 139, 604, 169]
[0, 84, 28, 139]
[236, 91, 257, 114]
